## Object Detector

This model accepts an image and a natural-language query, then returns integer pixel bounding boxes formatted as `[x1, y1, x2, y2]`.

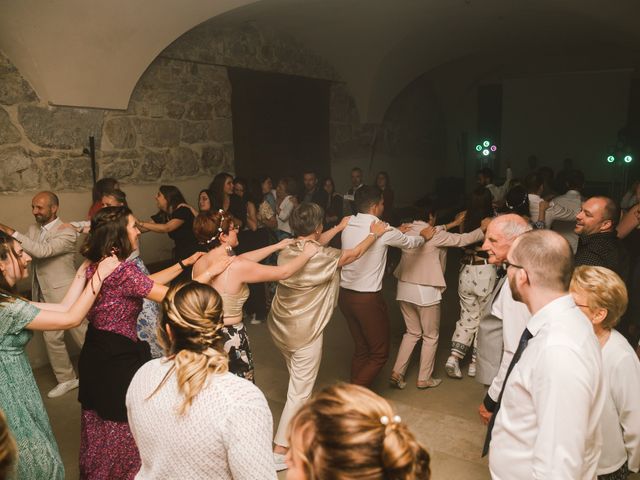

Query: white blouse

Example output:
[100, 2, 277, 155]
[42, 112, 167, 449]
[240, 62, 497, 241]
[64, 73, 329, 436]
[598, 329, 640, 475]
[127, 359, 277, 480]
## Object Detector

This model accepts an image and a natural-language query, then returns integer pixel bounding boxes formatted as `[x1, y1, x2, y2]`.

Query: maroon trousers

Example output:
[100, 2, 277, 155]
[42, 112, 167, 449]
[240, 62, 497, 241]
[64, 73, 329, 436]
[338, 288, 390, 387]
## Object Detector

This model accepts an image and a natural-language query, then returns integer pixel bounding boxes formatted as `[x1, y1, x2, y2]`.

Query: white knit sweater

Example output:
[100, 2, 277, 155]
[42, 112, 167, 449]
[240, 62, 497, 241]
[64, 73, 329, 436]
[126, 358, 277, 480]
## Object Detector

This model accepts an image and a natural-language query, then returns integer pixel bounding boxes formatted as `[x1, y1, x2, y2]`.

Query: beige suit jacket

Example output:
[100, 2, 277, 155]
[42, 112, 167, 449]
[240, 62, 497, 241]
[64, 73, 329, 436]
[14, 219, 78, 302]
[394, 222, 484, 289]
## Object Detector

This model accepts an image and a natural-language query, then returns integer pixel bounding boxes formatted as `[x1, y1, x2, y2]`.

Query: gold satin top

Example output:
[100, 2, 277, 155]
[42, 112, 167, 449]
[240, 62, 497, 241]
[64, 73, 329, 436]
[219, 267, 250, 319]
[267, 240, 342, 351]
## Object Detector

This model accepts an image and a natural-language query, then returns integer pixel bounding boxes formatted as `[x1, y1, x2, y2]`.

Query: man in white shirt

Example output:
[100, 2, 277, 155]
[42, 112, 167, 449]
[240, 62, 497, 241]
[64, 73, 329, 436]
[477, 165, 512, 203]
[488, 230, 605, 479]
[339, 185, 433, 386]
[539, 170, 584, 252]
[0, 191, 83, 398]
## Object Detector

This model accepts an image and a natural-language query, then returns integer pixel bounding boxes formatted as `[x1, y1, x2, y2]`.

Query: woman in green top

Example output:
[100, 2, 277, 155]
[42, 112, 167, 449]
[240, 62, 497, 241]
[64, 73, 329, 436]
[0, 232, 118, 479]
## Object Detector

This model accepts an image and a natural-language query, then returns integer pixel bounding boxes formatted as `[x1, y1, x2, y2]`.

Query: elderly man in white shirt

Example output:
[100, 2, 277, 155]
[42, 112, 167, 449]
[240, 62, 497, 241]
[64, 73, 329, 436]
[487, 230, 605, 479]
[339, 185, 433, 387]
[475, 214, 531, 389]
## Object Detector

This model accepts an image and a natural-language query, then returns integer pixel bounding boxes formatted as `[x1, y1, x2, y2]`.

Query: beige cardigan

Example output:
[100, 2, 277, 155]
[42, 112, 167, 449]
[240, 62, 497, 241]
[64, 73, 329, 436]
[393, 221, 484, 289]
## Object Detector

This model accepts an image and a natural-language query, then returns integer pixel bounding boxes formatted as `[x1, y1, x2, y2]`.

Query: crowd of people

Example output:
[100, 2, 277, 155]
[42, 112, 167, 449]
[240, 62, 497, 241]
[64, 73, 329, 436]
[0, 159, 639, 480]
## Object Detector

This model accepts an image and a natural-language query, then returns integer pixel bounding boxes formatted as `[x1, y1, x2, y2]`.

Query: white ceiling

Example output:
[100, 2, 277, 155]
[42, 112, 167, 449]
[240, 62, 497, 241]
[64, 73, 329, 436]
[1, 0, 639, 120]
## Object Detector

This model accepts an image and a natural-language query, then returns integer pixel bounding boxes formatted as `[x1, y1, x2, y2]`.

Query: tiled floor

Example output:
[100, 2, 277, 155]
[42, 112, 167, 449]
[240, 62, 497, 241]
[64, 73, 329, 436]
[35, 251, 639, 479]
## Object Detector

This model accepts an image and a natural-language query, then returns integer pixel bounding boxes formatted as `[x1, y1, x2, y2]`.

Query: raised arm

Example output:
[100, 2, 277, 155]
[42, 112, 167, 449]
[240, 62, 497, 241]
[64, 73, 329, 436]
[617, 204, 640, 239]
[31, 260, 91, 312]
[26, 256, 120, 330]
[12, 226, 77, 259]
[148, 252, 204, 285]
[338, 220, 387, 267]
[239, 238, 293, 262]
[318, 216, 350, 246]
[238, 241, 318, 283]
[137, 218, 184, 234]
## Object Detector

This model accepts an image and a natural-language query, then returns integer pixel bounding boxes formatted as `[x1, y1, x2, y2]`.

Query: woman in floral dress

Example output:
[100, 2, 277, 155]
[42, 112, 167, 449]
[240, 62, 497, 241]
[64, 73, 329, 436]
[77, 206, 229, 479]
[0, 232, 118, 479]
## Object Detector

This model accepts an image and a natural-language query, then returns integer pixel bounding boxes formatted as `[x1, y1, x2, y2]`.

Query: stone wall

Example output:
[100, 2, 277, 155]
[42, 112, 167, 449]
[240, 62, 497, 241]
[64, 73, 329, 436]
[0, 20, 355, 194]
[0, 50, 235, 193]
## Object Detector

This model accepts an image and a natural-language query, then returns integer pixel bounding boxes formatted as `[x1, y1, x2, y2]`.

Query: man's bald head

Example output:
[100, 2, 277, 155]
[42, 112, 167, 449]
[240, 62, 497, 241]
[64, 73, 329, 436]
[31, 191, 59, 225]
[33, 191, 59, 207]
[575, 196, 618, 236]
[482, 214, 532, 264]
[509, 230, 573, 292]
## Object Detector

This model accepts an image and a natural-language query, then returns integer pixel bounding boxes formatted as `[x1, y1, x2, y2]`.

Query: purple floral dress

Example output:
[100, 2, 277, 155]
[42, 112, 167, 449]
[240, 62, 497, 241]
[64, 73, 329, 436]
[78, 261, 153, 479]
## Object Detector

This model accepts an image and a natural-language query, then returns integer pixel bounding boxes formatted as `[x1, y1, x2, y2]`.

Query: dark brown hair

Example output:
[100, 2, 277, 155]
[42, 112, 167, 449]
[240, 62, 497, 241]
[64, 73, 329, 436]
[82, 206, 134, 262]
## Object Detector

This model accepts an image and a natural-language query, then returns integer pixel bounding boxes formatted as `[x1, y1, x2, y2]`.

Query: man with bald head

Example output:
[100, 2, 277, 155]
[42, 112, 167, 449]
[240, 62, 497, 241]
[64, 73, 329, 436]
[0, 191, 82, 398]
[487, 230, 604, 479]
[574, 196, 629, 281]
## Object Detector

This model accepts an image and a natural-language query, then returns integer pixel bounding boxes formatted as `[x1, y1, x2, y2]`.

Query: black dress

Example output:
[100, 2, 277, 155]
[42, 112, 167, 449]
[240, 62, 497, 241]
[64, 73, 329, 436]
[168, 206, 198, 282]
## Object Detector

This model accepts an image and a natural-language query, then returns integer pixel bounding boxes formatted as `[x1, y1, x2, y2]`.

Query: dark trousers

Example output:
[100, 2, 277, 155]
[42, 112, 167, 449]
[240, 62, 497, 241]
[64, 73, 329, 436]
[338, 288, 390, 387]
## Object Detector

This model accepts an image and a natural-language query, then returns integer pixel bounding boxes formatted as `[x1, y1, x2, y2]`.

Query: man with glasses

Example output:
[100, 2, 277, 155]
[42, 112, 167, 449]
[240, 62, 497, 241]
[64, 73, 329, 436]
[488, 229, 604, 479]
[476, 214, 532, 426]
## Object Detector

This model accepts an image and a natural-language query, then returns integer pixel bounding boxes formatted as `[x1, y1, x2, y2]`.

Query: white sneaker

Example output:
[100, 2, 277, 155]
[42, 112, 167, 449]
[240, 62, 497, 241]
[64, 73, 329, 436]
[47, 378, 79, 398]
[274, 452, 288, 472]
[445, 358, 462, 379]
[468, 362, 477, 377]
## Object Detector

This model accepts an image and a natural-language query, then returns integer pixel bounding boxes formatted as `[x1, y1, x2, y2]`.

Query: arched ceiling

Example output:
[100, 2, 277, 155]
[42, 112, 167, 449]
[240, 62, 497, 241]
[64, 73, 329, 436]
[1, 0, 639, 121]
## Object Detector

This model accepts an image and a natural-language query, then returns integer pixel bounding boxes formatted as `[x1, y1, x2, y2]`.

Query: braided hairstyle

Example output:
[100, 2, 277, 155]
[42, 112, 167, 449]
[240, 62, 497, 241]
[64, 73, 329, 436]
[193, 209, 238, 250]
[288, 383, 430, 480]
[82, 206, 134, 262]
[152, 281, 228, 415]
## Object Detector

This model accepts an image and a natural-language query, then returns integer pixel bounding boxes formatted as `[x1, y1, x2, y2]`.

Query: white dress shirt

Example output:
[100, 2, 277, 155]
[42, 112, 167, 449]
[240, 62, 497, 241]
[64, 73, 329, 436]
[340, 213, 424, 292]
[486, 168, 512, 202]
[547, 190, 582, 252]
[598, 329, 640, 475]
[528, 193, 542, 221]
[490, 295, 605, 480]
[276, 196, 295, 234]
[487, 279, 530, 402]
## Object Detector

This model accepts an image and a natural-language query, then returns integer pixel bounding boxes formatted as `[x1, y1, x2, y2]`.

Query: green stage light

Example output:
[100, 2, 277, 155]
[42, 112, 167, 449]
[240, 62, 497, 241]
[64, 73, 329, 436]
[482, 140, 490, 148]
[476, 145, 482, 151]
[624, 155, 633, 163]
[607, 155, 615, 163]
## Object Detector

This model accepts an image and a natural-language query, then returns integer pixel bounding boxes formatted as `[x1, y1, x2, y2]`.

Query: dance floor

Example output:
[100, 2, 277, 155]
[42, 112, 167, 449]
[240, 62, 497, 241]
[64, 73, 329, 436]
[36, 250, 638, 479]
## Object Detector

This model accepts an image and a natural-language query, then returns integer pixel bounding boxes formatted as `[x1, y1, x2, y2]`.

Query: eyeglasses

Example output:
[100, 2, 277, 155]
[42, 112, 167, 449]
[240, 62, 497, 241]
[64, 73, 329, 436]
[503, 260, 525, 270]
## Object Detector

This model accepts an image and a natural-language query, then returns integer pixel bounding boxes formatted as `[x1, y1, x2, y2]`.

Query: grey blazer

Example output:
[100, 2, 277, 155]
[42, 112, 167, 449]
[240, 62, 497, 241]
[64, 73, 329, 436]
[475, 273, 507, 386]
[14, 220, 78, 302]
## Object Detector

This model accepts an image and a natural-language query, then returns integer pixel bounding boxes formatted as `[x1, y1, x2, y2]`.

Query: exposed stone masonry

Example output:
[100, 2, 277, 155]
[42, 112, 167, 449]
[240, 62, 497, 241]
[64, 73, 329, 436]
[0, 20, 367, 193]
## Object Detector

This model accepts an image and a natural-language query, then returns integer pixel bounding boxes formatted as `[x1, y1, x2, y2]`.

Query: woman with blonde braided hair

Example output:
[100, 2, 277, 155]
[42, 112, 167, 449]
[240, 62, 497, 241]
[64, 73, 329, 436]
[286, 383, 430, 480]
[127, 281, 277, 479]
